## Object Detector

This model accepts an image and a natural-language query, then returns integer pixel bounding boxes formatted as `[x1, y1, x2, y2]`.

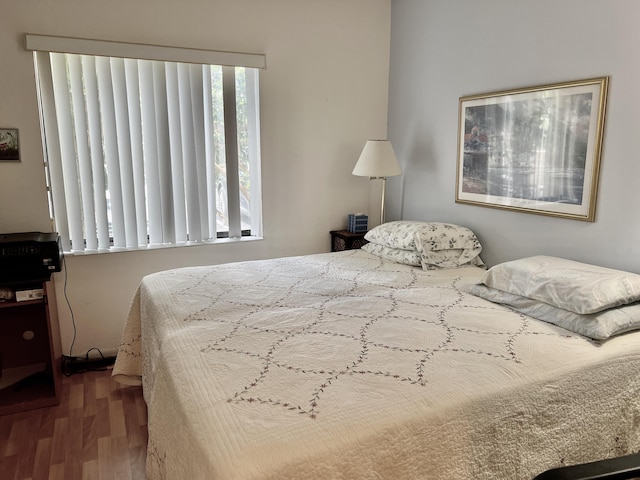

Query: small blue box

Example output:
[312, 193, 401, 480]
[348, 214, 368, 233]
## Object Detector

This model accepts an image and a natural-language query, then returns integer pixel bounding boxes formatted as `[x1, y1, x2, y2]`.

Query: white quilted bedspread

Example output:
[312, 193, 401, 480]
[113, 250, 640, 480]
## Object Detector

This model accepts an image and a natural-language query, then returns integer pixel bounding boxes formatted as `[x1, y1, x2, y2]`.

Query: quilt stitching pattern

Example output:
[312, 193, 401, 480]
[159, 251, 562, 420]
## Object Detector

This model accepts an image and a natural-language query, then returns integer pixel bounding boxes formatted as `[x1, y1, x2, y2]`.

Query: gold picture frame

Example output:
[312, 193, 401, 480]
[0, 128, 20, 162]
[456, 77, 608, 222]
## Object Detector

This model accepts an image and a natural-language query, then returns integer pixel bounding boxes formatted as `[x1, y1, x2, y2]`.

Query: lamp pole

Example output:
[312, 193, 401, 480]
[371, 176, 387, 225]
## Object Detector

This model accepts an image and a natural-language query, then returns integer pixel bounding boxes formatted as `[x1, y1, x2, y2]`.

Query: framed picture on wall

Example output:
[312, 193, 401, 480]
[455, 77, 608, 222]
[0, 128, 20, 162]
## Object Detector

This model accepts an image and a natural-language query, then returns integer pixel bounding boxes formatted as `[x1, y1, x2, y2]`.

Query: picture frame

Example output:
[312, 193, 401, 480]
[0, 128, 20, 162]
[456, 77, 608, 222]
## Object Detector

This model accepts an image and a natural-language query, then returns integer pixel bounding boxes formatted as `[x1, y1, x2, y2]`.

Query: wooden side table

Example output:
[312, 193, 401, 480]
[330, 230, 368, 252]
[0, 280, 61, 415]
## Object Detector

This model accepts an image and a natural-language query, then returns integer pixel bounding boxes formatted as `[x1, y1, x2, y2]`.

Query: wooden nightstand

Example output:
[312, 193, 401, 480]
[0, 280, 62, 415]
[330, 230, 368, 252]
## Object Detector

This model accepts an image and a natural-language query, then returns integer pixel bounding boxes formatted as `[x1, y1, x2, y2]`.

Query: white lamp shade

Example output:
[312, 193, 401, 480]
[352, 140, 402, 178]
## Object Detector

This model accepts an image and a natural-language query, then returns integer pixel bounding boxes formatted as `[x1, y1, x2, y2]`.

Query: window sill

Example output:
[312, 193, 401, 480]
[63, 235, 264, 256]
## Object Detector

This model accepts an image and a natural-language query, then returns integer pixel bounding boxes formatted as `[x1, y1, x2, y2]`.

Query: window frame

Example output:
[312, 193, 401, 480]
[27, 34, 265, 254]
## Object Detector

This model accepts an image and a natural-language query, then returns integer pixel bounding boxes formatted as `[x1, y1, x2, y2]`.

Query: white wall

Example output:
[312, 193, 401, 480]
[0, 0, 391, 356]
[388, 0, 640, 273]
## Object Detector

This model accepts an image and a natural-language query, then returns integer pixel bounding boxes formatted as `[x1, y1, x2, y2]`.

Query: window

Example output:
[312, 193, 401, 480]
[27, 35, 264, 254]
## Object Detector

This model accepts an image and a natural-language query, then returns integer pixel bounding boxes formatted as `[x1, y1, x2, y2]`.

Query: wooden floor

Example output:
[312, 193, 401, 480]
[0, 368, 147, 480]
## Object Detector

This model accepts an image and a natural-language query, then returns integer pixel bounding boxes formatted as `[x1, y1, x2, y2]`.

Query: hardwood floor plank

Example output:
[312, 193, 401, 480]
[135, 394, 147, 427]
[53, 382, 71, 419]
[49, 462, 66, 480]
[94, 397, 111, 439]
[95, 375, 110, 400]
[122, 389, 145, 449]
[0, 368, 146, 480]
[69, 382, 84, 410]
[68, 407, 85, 460]
[82, 415, 98, 462]
[82, 458, 99, 480]
[0, 454, 18, 480]
[129, 444, 147, 479]
[83, 376, 97, 418]
[0, 414, 13, 456]
[50, 417, 69, 465]
[38, 403, 57, 440]
[5, 416, 30, 457]
[110, 435, 134, 480]
[64, 449, 84, 480]
[108, 399, 127, 438]
[31, 437, 52, 480]
[97, 436, 115, 480]
[13, 417, 40, 479]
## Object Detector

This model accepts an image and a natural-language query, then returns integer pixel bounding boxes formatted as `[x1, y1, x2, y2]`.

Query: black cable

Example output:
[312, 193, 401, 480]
[59, 252, 114, 376]
[62, 253, 77, 359]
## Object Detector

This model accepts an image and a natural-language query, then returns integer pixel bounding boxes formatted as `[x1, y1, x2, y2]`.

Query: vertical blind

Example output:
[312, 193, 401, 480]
[27, 34, 264, 254]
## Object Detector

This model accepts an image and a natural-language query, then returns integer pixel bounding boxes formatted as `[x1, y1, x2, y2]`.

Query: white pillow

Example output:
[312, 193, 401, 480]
[466, 283, 640, 341]
[361, 243, 422, 266]
[480, 256, 640, 314]
[364, 221, 427, 251]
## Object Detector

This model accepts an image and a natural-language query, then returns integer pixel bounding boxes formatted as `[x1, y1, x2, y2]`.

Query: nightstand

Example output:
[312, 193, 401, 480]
[0, 280, 62, 415]
[330, 230, 368, 252]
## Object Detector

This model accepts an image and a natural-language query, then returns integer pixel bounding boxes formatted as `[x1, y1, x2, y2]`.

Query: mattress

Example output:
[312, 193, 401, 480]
[112, 249, 640, 479]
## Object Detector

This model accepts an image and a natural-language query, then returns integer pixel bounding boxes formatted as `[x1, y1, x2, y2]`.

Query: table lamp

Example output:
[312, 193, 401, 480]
[352, 140, 402, 225]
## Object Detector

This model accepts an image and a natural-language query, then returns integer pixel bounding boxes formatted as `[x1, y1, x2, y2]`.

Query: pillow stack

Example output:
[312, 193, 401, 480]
[361, 220, 485, 270]
[466, 255, 640, 340]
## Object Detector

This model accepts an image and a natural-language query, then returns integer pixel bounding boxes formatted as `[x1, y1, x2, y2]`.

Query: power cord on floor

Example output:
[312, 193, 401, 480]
[61, 350, 115, 376]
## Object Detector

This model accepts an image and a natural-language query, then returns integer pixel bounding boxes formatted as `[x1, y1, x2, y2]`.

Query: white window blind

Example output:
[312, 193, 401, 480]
[28, 34, 264, 254]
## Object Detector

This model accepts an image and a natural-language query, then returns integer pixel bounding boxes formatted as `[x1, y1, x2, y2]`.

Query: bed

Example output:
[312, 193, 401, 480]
[112, 222, 640, 480]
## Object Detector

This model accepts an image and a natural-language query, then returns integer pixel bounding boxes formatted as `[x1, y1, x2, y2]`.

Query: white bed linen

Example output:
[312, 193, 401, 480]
[113, 250, 640, 480]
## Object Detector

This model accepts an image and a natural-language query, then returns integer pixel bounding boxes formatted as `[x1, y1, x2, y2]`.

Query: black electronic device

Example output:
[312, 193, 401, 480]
[0, 232, 62, 284]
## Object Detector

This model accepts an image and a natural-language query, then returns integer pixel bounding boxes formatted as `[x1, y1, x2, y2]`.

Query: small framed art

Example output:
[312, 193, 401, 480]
[456, 77, 608, 222]
[0, 128, 20, 162]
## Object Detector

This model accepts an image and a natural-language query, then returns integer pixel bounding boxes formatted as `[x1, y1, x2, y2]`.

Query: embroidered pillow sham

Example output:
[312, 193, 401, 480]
[364, 221, 428, 251]
[361, 243, 422, 266]
[363, 221, 484, 270]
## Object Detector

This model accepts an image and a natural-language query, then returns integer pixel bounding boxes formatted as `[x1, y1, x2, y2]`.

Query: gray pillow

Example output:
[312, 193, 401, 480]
[466, 283, 640, 340]
[480, 255, 640, 314]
